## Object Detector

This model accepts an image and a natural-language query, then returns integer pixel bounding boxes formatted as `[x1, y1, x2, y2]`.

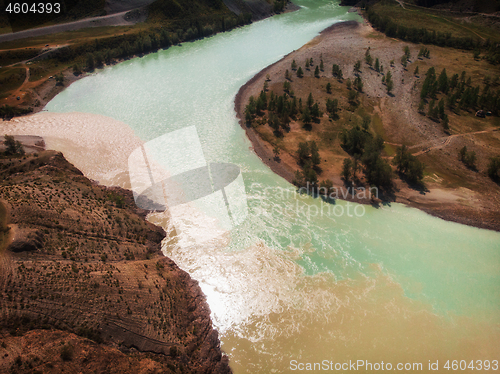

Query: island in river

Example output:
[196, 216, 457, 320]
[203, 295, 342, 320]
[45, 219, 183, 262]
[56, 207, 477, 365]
[235, 19, 500, 232]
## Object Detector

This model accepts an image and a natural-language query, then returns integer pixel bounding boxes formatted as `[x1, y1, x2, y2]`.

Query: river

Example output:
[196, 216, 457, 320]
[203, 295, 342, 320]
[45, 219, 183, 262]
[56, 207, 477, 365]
[44, 0, 500, 372]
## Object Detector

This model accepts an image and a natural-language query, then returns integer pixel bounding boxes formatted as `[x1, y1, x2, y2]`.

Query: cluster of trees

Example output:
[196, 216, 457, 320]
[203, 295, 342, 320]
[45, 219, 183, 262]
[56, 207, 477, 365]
[419, 67, 500, 127]
[293, 141, 321, 186]
[400, 46, 411, 68]
[0, 105, 32, 119]
[458, 145, 477, 170]
[150, 0, 224, 19]
[326, 98, 339, 119]
[393, 145, 425, 184]
[245, 86, 326, 134]
[456, 147, 500, 184]
[365, 47, 386, 77]
[3, 135, 25, 156]
[382, 71, 393, 93]
[365, 6, 500, 65]
[53, 13, 251, 73]
[366, 6, 481, 51]
[418, 46, 431, 59]
[332, 64, 344, 80]
[0, 70, 25, 88]
[273, 0, 287, 13]
[352, 76, 364, 92]
[488, 157, 500, 182]
[365, 47, 373, 67]
[292, 57, 326, 79]
[339, 125, 393, 189]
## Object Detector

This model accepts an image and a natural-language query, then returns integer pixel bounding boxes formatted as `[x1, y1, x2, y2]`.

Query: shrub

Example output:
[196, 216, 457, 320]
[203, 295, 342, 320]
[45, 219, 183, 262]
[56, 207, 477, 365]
[60, 344, 73, 361]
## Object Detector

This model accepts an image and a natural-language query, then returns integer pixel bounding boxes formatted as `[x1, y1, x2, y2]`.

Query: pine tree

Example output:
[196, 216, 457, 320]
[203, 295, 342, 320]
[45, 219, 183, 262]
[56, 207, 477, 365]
[314, 65, 320, 78]
[437, 68, 449, 93]
[301, 107, 312, 125]
[438, 98, 445, 119]
[86, 53, 95, 72]
[310, 141, 320, 166]
[428, 99, 436, 118]
[354, 60, 361, 73]
[273, 144, 281, 159]
[386, 71, 393, 93]
[283, 81, 291, 93]
[414, 65, 419, 76]
[404, 45, 411, 60]
[311, 103, 320, 119]
[401, 54, 407, 68]
[418, 100, 425, 113]
[326, 98, 338, 118]
[342, 158, 353, 182]
[297, 67, 304, 78]
[365, 53, 373, 66]
[354, 76, 363, 92]
[307, 93, 314, 109]
[442, 114, 449, 130]
[375, 58, 380, 73]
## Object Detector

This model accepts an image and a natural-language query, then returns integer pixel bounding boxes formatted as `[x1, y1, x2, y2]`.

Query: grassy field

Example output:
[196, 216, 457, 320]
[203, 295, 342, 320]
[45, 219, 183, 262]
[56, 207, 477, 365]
[0, 67, 25, 99]
[0, 25, 143, 50]
[0, 0, 248, 111]
[370, 0, 500, 43]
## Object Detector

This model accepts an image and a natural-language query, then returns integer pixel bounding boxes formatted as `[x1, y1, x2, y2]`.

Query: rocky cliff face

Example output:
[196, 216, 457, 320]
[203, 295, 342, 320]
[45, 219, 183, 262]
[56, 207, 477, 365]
[0, 150, 231, 373]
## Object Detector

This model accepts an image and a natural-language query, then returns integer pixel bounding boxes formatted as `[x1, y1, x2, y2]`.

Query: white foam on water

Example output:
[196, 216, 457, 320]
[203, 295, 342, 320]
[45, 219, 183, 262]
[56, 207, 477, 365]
[2, 112, 143, 187]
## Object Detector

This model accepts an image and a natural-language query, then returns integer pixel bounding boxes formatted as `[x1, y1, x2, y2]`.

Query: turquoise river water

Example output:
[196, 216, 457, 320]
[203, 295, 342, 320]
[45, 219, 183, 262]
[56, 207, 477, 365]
[46, 0, 499, 372]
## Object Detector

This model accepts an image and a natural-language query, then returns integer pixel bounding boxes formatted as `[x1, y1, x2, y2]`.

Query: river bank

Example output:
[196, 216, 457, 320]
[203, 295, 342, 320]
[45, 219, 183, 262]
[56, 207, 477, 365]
[0, 1, 300, 117]
[0, 149, 232, 373]
[234, 19, 500, 232]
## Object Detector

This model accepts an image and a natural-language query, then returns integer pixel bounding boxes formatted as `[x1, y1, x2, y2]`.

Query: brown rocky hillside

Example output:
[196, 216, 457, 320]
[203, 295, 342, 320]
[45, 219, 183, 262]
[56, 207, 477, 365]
[0, 149, 231, 374]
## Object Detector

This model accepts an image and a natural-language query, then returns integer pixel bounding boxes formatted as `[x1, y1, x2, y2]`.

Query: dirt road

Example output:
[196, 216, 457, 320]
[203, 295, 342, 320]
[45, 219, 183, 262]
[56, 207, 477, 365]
[0, 7, 147, 43]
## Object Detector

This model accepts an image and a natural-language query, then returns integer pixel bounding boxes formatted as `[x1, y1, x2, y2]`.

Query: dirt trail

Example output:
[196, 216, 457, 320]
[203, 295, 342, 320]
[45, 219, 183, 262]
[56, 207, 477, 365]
[396, 0, 406, 9]
[386, 128, 500, 156]
[0, 8, 146, 43]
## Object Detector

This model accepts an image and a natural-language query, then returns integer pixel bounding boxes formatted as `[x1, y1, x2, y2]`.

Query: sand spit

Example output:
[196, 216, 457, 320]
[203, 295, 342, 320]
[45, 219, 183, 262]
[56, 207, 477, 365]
[234, 20, 500, 232]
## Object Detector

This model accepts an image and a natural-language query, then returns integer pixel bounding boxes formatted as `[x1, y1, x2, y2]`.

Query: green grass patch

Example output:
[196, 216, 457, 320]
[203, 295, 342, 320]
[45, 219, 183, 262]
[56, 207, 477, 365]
[0, 67, 25, 99]
[0, 48, 42, 65]
[0, 25, 139, 50]
[371, 113, 386, 138]
[372, 1, 499, 43]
